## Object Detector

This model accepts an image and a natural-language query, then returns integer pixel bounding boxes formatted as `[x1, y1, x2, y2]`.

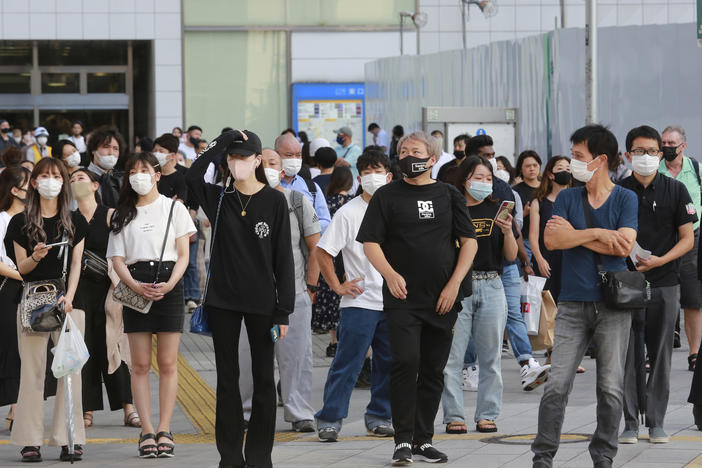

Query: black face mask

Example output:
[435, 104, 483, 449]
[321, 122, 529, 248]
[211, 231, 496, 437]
[454, 150, 465, 160]
[662, 145, 679, 162]
[189, 137, 200, 147]
[399, 156, 431, 179]
[1, 128, 11, 134]
[552, 171, 571, 186]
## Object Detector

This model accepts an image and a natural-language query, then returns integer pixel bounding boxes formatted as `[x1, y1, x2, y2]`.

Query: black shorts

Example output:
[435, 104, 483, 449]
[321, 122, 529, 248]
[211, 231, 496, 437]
[122, 261, 185, 334]
[680, 229, 701, 310]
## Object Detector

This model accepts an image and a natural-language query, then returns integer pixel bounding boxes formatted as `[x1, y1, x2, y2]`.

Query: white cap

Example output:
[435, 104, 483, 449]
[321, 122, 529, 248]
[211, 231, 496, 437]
[309, 138, 331, 157]
[34, 126, 49, 137]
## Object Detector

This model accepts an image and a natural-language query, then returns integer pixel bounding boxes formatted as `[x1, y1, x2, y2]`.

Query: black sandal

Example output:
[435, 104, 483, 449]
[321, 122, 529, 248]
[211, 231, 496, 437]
[689, 354, 697, 372]
[156, 431, 175, 458]
[60, 445, 83, 462]
[20, 446, 41, 463]
[138, 433, 158, 459]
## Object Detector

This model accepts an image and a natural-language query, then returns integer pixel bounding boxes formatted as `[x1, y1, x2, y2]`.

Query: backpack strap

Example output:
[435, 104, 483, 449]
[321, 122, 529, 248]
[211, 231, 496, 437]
[291, 190, 309, 267]
[690, 157, 701, 187]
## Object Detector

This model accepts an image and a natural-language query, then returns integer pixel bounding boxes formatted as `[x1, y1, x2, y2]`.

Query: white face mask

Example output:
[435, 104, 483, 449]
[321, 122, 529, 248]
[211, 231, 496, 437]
[152, 152, 169, 167]
[488, 157, 498, 173]
[95, 151, 118, 170]
[37, 178, 63, 200]
[631, 154, 659, 177]
[65, 151, 81, 168]
[36, 136, 48, 146]
[495, 169, 511, 183]
[264, 167, 281, 188]
[281, 158, 302, 177]
[360, 173, 388, 196]
[570, 157, 598, 183]
[129, 173, 155, 195]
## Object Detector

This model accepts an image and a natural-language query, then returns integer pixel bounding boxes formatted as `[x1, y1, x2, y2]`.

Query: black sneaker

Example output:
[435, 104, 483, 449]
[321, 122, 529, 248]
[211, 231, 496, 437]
[326, 342, 337, 357]
[317, 427, 338, 442]
[355, 358, 371, 389]
[392, 443, 413, 466]
[412, 443, 447, 463]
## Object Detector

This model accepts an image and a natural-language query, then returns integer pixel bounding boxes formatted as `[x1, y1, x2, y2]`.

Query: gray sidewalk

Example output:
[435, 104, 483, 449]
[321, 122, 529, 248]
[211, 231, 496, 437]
[1, 327, 701, 467]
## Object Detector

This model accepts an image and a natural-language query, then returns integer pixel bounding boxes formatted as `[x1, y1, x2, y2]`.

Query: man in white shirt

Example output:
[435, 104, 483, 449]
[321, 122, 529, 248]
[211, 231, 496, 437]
[368, 123, 390, 156]
[334, 126, 363, 177]
[68, 120, 87, 153]
[178, 125, 203, 162]
[430, 130, 455, 180]
[314, 149, 394, 442]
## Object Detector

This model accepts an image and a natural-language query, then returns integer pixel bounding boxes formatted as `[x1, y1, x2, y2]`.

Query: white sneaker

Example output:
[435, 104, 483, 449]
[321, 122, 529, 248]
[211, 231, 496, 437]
[520, 358, 550, 391]
[186, 300, 198, 311]
[462, 365, 479, 392]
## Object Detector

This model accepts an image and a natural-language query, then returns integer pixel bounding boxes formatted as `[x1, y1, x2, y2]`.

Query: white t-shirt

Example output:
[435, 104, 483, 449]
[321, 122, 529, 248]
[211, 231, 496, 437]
[0, 211, 16, 268]
[178, 142, 198, 161]
[431, 151, 455, 179]
[317, 195, 383, 311]
[375, 128, 390, 156]
[68, 135, 86, 153]
[107, 195, 196, 265]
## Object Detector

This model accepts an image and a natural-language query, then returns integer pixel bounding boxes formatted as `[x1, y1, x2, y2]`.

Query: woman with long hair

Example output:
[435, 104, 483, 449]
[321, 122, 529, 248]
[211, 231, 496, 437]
[6, 158, 88, 462]
[107, 153, 194, 458]
[442, 156, 517, 435]
[186, 130, 295, 468]
[528, 156, 571, 302]
[0, 166, 30, 431]
[313, 166, 354, 355]
[70, 168, 139, 429]
[54, 140, 82, 172]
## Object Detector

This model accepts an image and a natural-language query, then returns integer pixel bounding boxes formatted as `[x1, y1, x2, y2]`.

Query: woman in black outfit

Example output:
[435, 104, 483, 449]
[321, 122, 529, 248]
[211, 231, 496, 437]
[0, 165, 30, 430]
[186, 130, 294, 468]
[70, 168, 139, 429]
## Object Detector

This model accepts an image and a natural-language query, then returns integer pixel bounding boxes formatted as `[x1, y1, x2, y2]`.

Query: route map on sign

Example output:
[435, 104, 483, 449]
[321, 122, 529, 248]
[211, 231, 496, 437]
[297, 100, 363, 147]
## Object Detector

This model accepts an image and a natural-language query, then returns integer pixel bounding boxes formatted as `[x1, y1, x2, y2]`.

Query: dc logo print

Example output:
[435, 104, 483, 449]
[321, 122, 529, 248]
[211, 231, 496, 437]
[417, 201, 435, 219]
[255, 221, 270, 239]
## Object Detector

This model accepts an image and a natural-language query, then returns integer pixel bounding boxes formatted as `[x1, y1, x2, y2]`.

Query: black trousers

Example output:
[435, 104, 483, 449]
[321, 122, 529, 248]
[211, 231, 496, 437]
[77, 276, 133, 411]
[385, 307, 457, 446]
[209, 306, 276, 468]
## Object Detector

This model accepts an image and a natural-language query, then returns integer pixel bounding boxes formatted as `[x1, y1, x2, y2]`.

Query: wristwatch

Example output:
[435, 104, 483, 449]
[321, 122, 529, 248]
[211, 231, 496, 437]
[307, 284, 318, 293]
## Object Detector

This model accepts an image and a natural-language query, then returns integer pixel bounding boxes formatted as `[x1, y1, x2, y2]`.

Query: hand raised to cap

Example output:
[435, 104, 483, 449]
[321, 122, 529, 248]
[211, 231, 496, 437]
[197, 129, 248, 159]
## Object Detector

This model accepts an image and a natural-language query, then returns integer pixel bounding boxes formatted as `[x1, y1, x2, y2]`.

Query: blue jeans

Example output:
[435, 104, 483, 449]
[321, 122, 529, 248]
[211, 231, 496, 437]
[315, 307, 392, 432]
[443, 276, 507, 423]
[464, 264, 532, 365]
[184, 232, 200, 302]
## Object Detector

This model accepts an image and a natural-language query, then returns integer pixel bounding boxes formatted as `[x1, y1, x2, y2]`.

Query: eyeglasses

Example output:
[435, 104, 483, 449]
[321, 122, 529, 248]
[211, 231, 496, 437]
[630, 149, 661, 157]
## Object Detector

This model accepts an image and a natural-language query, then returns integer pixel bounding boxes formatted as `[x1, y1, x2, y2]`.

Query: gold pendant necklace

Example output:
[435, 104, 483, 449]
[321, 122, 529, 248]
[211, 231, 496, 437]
[235, 189, 254, 216]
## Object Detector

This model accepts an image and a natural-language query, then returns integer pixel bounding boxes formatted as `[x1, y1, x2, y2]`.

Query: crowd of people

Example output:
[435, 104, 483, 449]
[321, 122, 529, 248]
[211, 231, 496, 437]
[0, 117, 700, 468]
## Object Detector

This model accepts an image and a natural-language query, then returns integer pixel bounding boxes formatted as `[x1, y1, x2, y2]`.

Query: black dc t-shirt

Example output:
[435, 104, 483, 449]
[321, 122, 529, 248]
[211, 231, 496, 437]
[158, 170, 188, 202]
[357, 180, 476, 311]
[5, 212, 88, 283]
[467, 200, 518, 275]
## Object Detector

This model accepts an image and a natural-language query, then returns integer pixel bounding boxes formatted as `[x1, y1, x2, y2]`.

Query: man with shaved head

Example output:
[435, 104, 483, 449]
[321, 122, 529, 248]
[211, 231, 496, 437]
[275, 132, 331, 232]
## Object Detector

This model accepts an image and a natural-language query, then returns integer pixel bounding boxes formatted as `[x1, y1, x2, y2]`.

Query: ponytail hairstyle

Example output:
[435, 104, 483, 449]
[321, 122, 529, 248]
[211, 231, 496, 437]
[111, 152, 161, 234]
[24, 158, 75, 246]
[0, 165, 31, 212]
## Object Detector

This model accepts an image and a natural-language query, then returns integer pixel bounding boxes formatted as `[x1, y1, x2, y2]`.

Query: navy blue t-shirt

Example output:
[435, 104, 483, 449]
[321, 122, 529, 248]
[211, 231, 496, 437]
[555, 185, 638, 302]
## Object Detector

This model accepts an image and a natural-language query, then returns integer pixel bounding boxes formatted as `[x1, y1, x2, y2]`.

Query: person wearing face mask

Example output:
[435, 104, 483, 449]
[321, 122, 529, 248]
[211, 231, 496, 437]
[153, 134, 188, 203]
[86, 126, 125, 209]
[0, 119, 20, 157]
[107, 153, 195, 459]
[495, 156, 516, 185]
[186, 130, 295, 468]
[177, 125, 203, 163]
[54, 139, 82, 172]
[435, 133, 470, 182]
[658, 126, 702, 367]
[5, 158, 89, 462]
[442, 155, 518, 436]
[276, 133, 331, 232]
[531, 124, 639, 468]
[69, 168, 139, 431]
[314, 150, 395, 442]
[237, 148, 321, 434]
[617, 126, 696, 446]
[333, 127, 363, 177]
[0, 166, 30, 433]
[23, 127, 52, 164]
[357, 131, 477, 465]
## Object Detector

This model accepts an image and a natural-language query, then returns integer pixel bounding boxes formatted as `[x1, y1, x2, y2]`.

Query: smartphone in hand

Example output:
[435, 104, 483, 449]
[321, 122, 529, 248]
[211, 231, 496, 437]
[494, 200, 515, 223]
[270, 325, 280, 343]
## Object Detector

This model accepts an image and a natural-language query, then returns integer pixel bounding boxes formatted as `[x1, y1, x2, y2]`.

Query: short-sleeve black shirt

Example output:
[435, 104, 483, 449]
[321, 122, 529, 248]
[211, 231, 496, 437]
[5, 212, 89, 283]
[467, 200, 518, 275]
[356, 180, 476, 311]
[158, 170, 188, 202]
[619, 172, 698, 287]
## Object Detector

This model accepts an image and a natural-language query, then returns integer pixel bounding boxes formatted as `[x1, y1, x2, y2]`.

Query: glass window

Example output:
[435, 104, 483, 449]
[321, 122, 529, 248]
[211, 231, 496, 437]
[0, 73, 31, 93]
[41, 73, 80, 94]
[87, 73, 126, 93]
[38, 41, 127, 66]
[0, 41, 33, 66]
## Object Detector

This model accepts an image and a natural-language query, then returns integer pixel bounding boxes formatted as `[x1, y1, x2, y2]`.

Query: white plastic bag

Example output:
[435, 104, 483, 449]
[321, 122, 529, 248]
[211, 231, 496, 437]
[521, 275, 547, 336]
[51, 314, 90, 378]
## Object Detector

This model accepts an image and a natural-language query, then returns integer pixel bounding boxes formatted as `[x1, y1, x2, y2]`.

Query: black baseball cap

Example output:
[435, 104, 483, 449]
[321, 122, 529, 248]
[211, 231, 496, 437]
[225, 130, 262, 156]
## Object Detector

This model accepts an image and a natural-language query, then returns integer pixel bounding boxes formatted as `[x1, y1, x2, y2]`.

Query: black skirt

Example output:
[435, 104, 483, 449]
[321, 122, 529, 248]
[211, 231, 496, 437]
[0, 277, 22, 406]
[122, 261, 185, 334]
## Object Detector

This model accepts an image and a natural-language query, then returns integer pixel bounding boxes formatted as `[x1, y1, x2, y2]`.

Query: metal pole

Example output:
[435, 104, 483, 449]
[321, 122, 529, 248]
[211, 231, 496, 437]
[400, 16, 404, 55]
[462, 1, 467, 49]
[416, 0, 421, 55]
[585, 0, 597, 124]
[560, 0, 566, 28]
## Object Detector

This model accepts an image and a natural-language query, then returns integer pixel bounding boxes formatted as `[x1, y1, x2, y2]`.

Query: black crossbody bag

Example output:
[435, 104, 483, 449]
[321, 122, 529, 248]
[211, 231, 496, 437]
[581, 190, 651, 310]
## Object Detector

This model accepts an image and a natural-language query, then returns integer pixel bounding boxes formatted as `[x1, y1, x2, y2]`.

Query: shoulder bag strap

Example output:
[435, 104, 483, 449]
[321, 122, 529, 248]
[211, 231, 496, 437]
[200, 186, 226, 304]
[154, 199, 177, 283]
[60, 231, 68, 282]
[580, 189, 605, 274]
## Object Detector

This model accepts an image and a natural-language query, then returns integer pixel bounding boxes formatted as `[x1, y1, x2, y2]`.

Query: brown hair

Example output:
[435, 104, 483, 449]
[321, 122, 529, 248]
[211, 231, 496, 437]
[24, 158, 75, 246]
[0, 165, 31, 212]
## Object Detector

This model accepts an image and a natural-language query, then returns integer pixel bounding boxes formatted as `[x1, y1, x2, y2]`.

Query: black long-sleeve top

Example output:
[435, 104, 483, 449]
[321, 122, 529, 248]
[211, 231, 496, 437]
[186, 151, 295, 324]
